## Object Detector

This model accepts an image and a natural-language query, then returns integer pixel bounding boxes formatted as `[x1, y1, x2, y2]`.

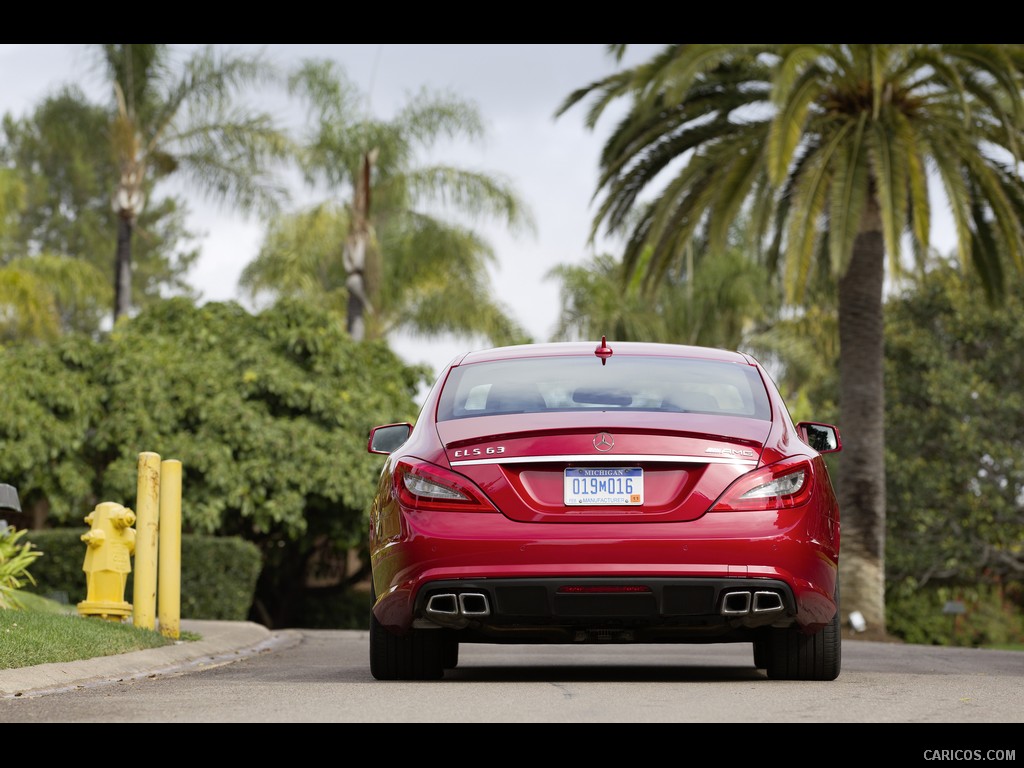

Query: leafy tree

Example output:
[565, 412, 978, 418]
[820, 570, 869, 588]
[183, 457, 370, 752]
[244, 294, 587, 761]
[91, 44, 291, 321]
[744, 299, 841, 427]
[0, 87, 199, 332]
[0, 166, 25, 256]
[549, 221, 774, 349]
[0, 265, 59, 343]
[548, 253, 674, 343]
[885, 260, 1024, 589]
[0, 335, 102, 528]
[240, 204, 350, 318]
[0, 298, 429, 627]
[0, 255, 112, 342]
[558, 44, 1024, 635]
[241, 59, 534, 346]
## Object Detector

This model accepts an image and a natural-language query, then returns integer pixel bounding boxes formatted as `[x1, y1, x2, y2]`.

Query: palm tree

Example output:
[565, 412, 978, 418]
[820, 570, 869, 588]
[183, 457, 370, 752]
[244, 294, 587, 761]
[549, 239, 772, 349]
[1, 87, 201, 325]
[241, 199, 533, 347]
[244, 59, 534, 344]
[240, 203, 351, 318]
[557, 44, 1024, 635]
[94, 44, 291, 321]
[548, 253, 671, 343]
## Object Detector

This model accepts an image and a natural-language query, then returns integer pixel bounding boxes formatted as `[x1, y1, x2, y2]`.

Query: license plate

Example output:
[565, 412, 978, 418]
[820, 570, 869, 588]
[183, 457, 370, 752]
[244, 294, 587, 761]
[564, 467, 643, 505]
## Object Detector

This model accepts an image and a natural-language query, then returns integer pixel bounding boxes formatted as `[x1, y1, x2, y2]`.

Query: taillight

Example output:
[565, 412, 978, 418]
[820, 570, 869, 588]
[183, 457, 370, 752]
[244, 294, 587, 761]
[393, 459, 496, 513]
[710, 457, 814, 511]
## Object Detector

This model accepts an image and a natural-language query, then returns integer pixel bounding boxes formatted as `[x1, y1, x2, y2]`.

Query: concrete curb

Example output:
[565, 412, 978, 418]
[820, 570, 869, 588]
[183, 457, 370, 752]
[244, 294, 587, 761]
[0, 619, 300, 699]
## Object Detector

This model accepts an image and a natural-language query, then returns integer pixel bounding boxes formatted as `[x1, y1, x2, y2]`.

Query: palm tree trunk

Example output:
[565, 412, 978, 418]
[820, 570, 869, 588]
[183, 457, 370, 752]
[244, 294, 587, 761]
[114, 213, 133, 321]
[837, 196, 887, 635]
[344, 151, 376, 342]
[345, 240, 368, 342]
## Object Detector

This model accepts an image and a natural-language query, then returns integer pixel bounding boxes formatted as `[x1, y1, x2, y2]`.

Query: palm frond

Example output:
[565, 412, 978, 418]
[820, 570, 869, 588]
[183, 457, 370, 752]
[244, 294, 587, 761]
[400, 166, 536, 236]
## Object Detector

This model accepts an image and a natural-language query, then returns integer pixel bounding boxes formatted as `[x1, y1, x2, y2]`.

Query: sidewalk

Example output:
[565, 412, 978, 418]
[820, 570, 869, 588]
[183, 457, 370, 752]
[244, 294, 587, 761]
[0, 619, 301, 699]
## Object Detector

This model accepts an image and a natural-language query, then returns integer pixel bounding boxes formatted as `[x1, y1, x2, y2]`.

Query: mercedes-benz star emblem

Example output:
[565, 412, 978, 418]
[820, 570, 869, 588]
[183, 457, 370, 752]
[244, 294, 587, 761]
[593, 432, 614, 452]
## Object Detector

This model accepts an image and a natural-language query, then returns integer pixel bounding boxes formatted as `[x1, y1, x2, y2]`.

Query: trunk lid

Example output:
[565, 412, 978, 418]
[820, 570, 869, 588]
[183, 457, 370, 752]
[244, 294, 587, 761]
[437, 410, 771, 523]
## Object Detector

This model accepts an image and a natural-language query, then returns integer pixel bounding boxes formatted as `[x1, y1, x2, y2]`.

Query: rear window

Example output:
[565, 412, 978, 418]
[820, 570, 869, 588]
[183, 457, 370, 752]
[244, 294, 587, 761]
[436, 356, 771, 422]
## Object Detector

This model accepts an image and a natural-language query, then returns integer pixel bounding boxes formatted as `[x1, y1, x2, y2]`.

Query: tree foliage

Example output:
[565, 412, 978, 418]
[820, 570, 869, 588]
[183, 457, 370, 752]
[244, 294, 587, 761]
[0, 255, 112, 343]
[558, 43, 1024, 634]
[0, 86, 199, 334]
[548, 222, 775, 350]
[0, 335, 102, 522]
[559, 45, 1024, 295]
[0, 298, 429, 626]
[2, 87, 128, 267]
[0, 526, 43, 610]
[885, 261, 1024, 588]
[744, 300, 840, 426]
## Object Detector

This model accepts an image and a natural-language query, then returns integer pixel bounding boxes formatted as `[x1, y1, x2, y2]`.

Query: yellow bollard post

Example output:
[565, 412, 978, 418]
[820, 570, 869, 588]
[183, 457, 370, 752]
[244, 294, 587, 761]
[133, 451, 161, 630]
[158, 459, 182, 639]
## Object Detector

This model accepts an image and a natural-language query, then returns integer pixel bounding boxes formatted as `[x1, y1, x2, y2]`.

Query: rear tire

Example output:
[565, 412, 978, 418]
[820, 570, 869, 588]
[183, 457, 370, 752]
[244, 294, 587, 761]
[442, 632, 460, 669]
[752, 632, 770, 670]
[369, 584, 445, 681]
[764, 579, 842, 681]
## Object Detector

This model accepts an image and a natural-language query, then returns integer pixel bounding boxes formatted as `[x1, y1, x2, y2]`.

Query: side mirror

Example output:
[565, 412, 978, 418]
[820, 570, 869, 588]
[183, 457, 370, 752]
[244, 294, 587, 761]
[367, 423, 413, 455]
[797, 422, 842, 454]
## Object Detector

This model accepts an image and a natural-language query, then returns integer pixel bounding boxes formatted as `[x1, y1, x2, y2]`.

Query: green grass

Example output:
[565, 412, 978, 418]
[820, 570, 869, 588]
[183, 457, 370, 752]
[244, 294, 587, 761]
[0, 594, 197, 670]
[986, 643, 1024, 651]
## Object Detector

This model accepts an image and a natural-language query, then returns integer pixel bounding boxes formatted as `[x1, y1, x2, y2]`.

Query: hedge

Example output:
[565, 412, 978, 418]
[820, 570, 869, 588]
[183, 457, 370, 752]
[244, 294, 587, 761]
[23, 529, 261, 622]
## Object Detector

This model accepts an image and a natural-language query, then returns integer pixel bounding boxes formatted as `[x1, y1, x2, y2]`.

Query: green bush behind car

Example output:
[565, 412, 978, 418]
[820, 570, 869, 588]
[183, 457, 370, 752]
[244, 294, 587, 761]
[22, 530, 260, 621]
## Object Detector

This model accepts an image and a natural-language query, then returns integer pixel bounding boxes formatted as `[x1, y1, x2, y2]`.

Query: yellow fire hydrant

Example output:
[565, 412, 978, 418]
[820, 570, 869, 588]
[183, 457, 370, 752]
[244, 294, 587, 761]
[77, 502, 136, 621]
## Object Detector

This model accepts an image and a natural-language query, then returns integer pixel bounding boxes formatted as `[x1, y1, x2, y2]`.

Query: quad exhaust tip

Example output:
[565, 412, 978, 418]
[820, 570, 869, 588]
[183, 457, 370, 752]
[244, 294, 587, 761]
[458, 593, 490, 616]
[721, 589, 784, 615]
[426, 592, 491, 619]
[426, 593, 459, 615]
[427, 588, 783, 621]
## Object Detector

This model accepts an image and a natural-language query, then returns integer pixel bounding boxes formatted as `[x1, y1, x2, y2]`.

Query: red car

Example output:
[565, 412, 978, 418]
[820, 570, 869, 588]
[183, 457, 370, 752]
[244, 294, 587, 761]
[366, 339, 842, 680]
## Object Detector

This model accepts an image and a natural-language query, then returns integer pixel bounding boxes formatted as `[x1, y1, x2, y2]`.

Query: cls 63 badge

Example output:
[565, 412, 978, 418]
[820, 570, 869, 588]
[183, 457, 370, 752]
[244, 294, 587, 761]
[453, 446, 506, 458]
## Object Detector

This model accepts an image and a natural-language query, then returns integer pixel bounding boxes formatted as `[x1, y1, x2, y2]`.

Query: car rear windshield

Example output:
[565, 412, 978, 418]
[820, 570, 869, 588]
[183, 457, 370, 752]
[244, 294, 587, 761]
[436, 356, 771, 422]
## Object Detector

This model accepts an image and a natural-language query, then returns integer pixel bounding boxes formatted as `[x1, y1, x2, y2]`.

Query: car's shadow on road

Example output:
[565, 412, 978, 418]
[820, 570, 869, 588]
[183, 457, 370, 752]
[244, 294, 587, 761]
[438, 665, 766, 682]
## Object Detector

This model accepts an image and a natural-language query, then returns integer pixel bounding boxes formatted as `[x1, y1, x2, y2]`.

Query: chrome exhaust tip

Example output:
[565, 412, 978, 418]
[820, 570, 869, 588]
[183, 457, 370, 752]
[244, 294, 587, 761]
[721, 590, 752, 615]
[752, 591, 784, 613]
[425, 591, 490, 621]
[425, 593, 459, 616]
[458, 592, 490, 616]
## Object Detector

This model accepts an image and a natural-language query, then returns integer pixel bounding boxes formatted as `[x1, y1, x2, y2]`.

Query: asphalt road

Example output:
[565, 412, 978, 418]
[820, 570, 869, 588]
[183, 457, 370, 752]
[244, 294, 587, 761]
[1, 627, 1022, 734]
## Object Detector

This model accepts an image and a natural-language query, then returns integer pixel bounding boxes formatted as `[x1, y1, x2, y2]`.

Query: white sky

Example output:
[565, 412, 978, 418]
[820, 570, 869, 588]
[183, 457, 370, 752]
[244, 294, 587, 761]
[0, 44, 957, 382]
[0, 43, 665, 378]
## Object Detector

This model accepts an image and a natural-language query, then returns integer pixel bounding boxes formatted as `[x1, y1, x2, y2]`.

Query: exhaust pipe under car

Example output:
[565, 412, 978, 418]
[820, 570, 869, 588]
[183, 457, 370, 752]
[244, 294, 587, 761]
[752, 590, 784, 613]
[458, 592, 490, 615]
[721, 589, 784, 615]
[425, 591, 491, 626]
[721, 590, 752, 615]
[425, 593, 460, 616]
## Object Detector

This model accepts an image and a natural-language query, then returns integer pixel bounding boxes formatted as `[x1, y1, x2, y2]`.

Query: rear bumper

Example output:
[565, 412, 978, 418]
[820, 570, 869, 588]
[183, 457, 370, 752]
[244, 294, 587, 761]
[408, 576, 800, 644]
[371, 506, 838, 638]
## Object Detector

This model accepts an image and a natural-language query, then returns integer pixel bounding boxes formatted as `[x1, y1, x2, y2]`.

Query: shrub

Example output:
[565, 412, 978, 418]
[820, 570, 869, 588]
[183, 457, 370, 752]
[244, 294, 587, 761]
[24, 529, 261, 621]
[0, 524, 43, 609]
[887, 578, 1024, 647]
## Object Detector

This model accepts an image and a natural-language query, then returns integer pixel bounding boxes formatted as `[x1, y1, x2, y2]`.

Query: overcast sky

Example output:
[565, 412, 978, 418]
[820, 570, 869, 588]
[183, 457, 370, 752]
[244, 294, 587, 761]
[0, 43, 668, 378]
